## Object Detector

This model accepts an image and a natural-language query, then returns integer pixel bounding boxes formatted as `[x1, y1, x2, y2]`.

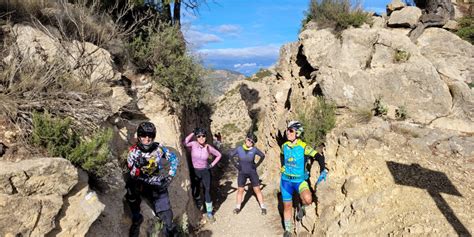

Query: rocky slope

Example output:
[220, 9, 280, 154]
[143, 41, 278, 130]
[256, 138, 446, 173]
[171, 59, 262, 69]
[202, 69, 246, 100]
[209, 4, 473, 236]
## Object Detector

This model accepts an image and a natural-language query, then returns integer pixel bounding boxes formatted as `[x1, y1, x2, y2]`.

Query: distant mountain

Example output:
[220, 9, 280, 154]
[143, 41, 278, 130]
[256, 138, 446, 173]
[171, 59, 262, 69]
[202, 69, 246, 100]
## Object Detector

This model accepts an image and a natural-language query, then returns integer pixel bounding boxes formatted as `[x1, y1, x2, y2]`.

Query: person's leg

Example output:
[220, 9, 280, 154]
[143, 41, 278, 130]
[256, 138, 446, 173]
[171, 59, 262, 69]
[201, 169, 214, 219]
[296, 181, 312, 221]
[125, 178, 143, 237]
[234, 172, 246, 213]
[234, 187, 245, 214]
[249, 172, 266, 214]
[281, 179, 295, 233]
[193, 169, 203, 208]
[153, 190, 176, 236]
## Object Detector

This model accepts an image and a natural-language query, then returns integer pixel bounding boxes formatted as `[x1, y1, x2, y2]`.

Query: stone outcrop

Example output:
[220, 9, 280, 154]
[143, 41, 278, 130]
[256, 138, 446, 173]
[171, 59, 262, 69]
[388, 6, 422, 28]
[0, 158, 104, 236]
[2, 21, 199, 237]
[12, 24, 119, 82]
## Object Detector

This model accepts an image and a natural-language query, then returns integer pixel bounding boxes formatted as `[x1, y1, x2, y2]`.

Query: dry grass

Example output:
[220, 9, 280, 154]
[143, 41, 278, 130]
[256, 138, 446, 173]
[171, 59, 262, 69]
[0, 44, 111, 141]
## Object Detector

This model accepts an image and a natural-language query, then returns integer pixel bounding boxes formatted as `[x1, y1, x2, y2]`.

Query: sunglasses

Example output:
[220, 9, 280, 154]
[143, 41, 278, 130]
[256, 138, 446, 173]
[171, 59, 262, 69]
[139, 133, 155, 138]
[286, 128, 296, 134]
[196, 135, 206, 138]
[246, 138, 254, 144]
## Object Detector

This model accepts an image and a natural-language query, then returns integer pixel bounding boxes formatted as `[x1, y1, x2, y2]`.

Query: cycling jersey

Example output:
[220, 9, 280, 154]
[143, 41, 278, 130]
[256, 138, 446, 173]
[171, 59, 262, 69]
[228, 145, 265, 174]
[280, 139, 318, 182]
[127, 142, 179, 179]
[184, 133, 222, 169]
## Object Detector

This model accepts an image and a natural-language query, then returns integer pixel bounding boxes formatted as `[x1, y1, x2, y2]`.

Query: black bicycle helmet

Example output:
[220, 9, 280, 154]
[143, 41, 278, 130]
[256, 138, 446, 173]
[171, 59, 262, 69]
[137, 121, 156, 138]
[137, 122, 157, 152]
[246, 132, 257, 143]
[194, 127, 207, 137]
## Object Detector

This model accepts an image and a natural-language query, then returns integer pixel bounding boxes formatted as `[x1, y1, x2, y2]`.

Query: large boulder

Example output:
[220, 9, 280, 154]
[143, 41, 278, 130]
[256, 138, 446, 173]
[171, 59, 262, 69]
[387, 0, 407, 15]
[417, 28, 474, 84]
[300, 28, 452, 124]
[388, 6, 423, 28]
[12, 24, 120, 82]
[0, 158, 105, 236]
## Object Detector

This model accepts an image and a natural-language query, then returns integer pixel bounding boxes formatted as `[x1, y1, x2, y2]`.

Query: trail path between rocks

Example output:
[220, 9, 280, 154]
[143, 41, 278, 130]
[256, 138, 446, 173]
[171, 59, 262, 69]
[196, 160, 284, 237]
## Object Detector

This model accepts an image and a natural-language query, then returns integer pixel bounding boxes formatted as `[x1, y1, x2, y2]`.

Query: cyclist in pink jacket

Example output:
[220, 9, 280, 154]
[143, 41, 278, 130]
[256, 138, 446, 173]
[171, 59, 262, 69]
[184, 127, 222, 221]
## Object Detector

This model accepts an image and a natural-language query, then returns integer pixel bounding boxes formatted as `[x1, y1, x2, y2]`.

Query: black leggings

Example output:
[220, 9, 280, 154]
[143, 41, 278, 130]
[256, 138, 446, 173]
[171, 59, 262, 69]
[194, 168, 212, 203]
[125, 178, 176, 236]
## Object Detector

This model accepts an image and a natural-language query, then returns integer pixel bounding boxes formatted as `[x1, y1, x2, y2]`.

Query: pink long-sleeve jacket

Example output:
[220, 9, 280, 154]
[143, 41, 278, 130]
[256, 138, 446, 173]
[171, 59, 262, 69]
[184, 133, 222, 169]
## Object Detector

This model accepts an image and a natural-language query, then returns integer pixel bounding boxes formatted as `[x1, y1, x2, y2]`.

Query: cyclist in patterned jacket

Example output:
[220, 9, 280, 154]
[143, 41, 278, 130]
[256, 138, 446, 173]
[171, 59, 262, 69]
[228, 132, 267, 215]
[125, 121, 179, 237]
[280, 121, 328, 237]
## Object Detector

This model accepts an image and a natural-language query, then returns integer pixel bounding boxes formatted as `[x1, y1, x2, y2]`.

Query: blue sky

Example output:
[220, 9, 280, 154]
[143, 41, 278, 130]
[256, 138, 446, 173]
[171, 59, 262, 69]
[183, 0, 392, 76]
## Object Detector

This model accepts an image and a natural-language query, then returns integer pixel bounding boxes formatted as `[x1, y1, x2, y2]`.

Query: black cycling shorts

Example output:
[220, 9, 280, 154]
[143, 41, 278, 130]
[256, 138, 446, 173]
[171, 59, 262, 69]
[237, 171, 260, 187]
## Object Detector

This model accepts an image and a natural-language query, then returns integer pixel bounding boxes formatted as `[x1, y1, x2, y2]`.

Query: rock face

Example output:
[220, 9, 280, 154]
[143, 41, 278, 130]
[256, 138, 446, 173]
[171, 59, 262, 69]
[12, 24, 119, 82]
[2, 21, 199, 237]
[210, 16, 474, 236]
[0, 158, 104, 236]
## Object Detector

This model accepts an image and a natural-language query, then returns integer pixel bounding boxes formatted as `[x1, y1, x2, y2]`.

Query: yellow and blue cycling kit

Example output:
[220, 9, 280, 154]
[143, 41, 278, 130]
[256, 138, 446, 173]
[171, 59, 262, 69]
[280, 139, 322, 202]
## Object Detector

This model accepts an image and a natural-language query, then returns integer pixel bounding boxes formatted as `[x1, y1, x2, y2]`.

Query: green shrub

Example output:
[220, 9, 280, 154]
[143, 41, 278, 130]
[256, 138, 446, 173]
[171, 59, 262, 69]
[394, 49, 410, 63]
[456, 16, 474, 44]
[395, 106, 407, 120]
[68, 128, 112, 176]
[32, 112, 112, 177]
[32, 112, 80, 159]
[297, 96, 336, 147]
[246, 69, 272, 82]
[129, 23, 206, 108]
[302, 0, 371, 31]
[373, 97, 388, 116]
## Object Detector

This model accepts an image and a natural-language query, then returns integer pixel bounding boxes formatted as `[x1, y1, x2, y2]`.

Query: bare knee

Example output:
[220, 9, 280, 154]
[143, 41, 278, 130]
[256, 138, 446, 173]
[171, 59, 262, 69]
[301, 191, 312, 205]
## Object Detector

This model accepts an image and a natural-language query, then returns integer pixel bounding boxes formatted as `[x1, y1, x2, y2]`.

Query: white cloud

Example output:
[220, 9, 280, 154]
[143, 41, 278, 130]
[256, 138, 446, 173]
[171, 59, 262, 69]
[234, 63, 257, 69]
[198, 45, 280, 59]
[215, 24, 241, 34]
[183, 29, 222, 48]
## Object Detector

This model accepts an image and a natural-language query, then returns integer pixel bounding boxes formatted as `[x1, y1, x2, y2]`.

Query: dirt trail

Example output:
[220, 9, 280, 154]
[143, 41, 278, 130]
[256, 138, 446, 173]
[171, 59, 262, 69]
[196, 159, 284, 236]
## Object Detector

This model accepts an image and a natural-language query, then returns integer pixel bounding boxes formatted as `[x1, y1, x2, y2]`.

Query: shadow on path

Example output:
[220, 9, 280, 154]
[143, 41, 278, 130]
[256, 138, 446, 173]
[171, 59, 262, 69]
[386, 161, 471, 237]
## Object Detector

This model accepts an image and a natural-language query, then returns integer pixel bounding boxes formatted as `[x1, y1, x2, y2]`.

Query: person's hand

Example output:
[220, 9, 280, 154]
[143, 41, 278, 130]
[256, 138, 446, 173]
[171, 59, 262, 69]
[161, 175, 173, 189]
[316, 169, 328, 185]
[193, 127, 199, 134]
[207, 163, 214, 169]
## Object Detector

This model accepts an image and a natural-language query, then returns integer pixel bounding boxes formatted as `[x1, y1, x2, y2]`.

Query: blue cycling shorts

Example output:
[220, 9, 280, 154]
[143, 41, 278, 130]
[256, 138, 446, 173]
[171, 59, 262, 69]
[280, 179, 309, 202]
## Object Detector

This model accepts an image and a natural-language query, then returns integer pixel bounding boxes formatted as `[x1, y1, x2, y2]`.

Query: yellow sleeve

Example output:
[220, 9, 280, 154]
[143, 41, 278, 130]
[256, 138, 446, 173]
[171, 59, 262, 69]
[304, 145, 318, 157]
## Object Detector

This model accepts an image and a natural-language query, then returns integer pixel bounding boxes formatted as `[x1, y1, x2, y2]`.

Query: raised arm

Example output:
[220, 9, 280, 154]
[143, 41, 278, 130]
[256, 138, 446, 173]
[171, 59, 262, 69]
[184, 132, 195, 148]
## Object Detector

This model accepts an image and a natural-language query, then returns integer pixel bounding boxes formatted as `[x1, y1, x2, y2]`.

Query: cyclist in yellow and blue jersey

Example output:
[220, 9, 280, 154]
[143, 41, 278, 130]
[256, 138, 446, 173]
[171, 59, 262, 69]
[280, 121, 328, 237]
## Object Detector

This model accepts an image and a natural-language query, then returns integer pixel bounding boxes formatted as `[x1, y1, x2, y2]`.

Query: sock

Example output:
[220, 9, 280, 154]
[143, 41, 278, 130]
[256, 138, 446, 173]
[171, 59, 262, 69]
[235, 204, 241, 209]
[205, 202, 213, 215]
[284, 220, 292, 232]
[260, 203, 266, 209]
